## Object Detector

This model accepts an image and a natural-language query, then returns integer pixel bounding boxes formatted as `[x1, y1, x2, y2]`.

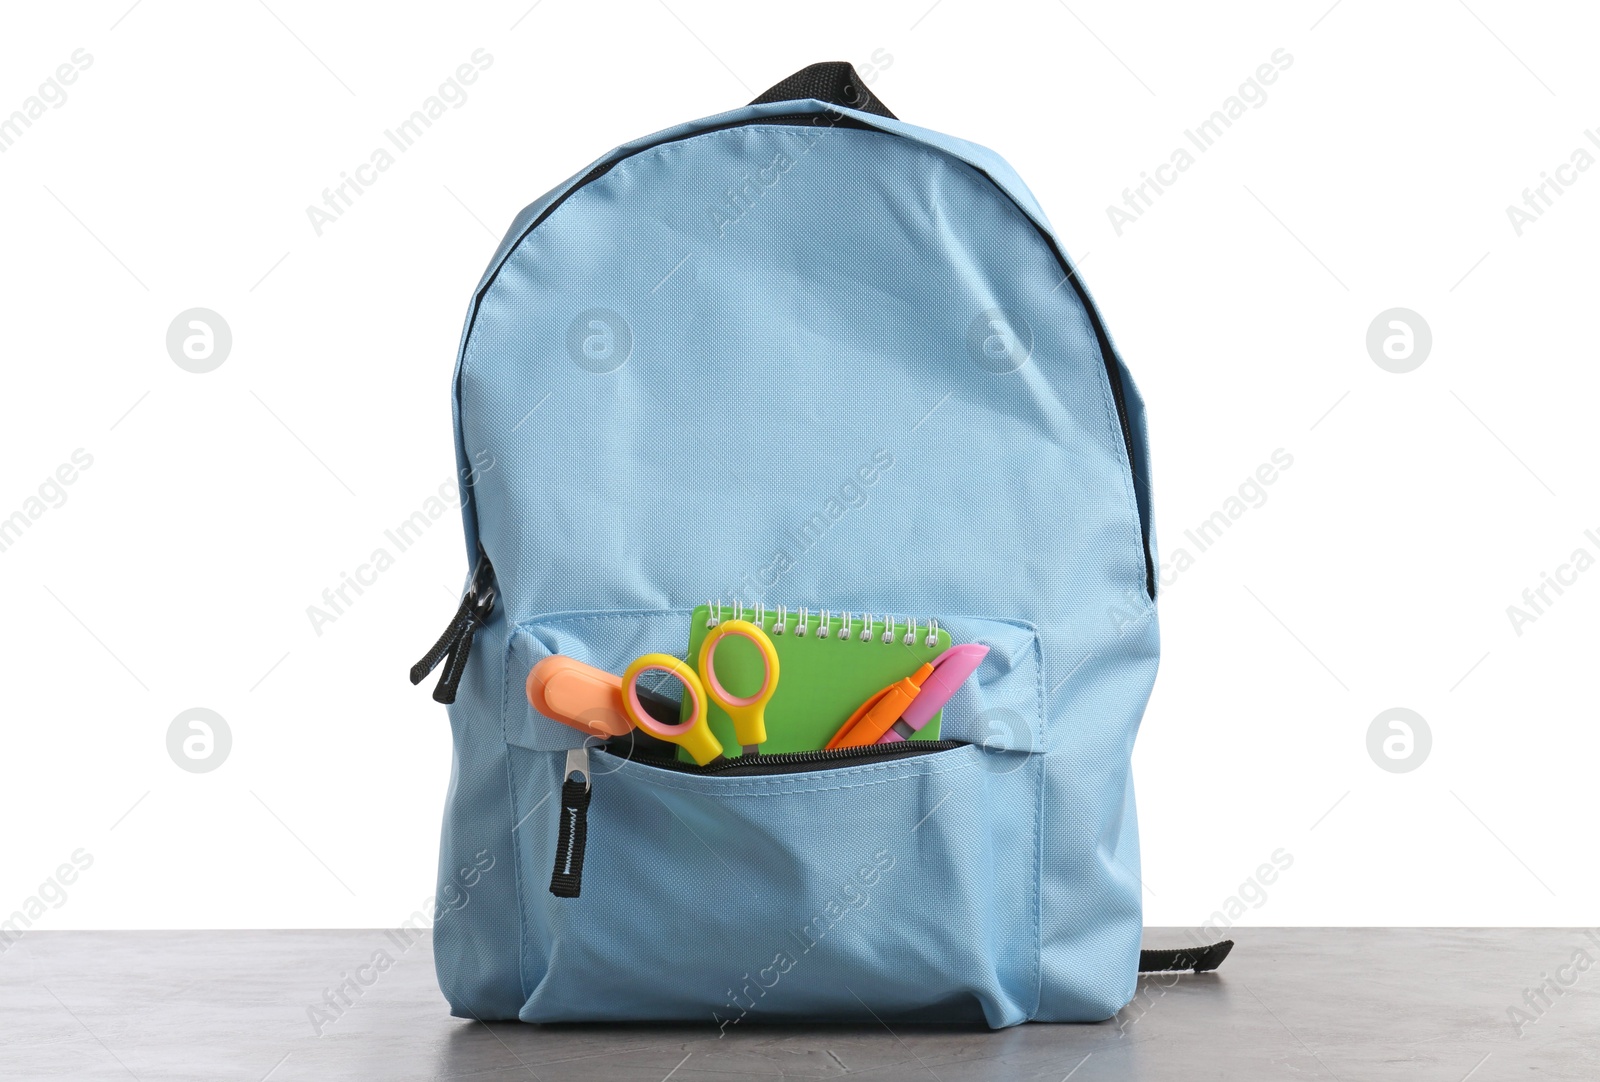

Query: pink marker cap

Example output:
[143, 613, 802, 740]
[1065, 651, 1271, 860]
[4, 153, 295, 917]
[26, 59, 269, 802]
[890, 643, 989, 737]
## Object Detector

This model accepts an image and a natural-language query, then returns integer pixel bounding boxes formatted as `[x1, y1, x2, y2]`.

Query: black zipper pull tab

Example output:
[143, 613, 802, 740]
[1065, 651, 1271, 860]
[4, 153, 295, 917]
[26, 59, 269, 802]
[410, 553, 496, 704]
[549, 749, 592, 898]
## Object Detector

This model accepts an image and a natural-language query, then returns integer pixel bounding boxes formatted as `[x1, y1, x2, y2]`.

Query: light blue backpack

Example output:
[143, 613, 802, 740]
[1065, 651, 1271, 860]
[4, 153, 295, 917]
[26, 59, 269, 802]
[413, 62, 1229, 1028]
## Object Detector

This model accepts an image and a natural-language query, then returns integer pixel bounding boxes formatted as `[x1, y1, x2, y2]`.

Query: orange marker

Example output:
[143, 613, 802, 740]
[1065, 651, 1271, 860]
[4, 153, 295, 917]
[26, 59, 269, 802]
[825, 662, 935, 750]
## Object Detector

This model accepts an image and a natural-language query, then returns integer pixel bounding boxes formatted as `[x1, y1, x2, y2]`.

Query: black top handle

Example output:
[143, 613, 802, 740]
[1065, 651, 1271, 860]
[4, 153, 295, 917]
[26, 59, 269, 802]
[749, 61, 897, 119]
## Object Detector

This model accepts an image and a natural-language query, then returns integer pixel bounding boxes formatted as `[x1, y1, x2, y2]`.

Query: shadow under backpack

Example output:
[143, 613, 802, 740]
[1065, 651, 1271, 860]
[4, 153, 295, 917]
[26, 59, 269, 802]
[411, 62, 1231, 1028]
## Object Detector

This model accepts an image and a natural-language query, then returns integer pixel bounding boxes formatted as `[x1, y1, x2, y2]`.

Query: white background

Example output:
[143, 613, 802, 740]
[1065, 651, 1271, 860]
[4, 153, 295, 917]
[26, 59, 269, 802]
[1, 0, 1594, 931]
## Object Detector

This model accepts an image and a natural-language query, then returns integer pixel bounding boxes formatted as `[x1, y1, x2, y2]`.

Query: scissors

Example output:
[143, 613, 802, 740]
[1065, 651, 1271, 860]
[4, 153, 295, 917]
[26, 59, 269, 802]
[621, 619, 779, 765]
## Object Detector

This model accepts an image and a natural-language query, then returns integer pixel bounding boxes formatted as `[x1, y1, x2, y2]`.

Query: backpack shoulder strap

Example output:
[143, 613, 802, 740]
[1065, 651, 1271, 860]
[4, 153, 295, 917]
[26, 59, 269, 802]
[1139, 940, 1234, 973]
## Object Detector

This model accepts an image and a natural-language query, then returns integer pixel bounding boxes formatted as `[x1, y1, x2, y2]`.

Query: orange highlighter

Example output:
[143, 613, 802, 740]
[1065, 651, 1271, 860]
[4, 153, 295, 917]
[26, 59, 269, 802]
[825, 663, 936, 750]
[825, 643, 990, 750]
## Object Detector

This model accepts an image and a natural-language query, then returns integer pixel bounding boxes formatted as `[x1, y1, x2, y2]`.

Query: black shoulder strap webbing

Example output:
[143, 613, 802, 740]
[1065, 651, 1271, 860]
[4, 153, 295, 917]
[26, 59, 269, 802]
[1139, 940, 1233, 973]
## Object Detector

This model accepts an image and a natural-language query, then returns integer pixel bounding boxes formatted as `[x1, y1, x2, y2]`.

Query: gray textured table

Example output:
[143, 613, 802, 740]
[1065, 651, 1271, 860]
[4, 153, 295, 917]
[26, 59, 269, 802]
[3, 929, 1595, 1080]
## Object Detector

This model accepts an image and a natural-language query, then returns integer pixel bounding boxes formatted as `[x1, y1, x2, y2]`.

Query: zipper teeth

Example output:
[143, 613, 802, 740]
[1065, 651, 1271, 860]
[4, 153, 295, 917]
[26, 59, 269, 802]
[603, 739, 964, 775]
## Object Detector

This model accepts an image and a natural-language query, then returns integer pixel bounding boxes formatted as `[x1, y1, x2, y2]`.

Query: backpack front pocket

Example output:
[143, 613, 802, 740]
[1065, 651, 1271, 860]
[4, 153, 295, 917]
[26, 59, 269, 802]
[503, 610, 1044, 1027]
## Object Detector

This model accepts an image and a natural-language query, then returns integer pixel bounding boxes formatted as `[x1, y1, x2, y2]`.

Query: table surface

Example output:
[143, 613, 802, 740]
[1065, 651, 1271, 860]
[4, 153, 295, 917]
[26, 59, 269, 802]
[3, 929, 1595, 1081]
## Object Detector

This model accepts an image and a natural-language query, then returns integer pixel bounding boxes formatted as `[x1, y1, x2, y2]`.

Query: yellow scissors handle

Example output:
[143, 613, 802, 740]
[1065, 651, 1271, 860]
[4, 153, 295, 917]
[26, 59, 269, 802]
[620, 654, 724, 765]
[698, 620, 780, 754]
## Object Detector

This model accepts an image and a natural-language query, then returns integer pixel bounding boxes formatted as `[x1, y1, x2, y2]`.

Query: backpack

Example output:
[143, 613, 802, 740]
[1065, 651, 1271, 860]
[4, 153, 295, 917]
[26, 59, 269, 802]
[412, 61, 1229, 1028]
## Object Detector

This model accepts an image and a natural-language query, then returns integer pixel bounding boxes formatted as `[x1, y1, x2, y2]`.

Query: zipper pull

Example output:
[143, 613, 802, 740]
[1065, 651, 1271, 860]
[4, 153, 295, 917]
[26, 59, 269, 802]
[410, 552, 496, 704]
[549, 748, 591, 898]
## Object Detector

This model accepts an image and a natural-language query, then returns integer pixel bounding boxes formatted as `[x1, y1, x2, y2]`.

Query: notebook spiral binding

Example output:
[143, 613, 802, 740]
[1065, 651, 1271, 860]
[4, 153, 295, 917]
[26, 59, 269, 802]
[704, 601, 941, 647]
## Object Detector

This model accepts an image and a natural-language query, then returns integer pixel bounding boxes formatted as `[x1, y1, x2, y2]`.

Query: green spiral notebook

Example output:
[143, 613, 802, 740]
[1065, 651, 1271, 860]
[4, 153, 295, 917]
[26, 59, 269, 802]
[681, 605, 951, 758]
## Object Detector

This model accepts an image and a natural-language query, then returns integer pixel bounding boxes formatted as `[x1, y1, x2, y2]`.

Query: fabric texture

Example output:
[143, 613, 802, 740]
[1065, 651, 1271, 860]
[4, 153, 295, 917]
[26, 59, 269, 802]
[432, 95, 1158, 1026]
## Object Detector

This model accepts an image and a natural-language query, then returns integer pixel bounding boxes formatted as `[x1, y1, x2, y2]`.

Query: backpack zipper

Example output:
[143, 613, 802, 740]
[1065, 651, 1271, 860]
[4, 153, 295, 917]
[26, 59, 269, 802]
[548, 748, 591, 898]
[548, 739, 964, 897]
[409, 550, 496, 704]
[600, 738, 965, 775]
